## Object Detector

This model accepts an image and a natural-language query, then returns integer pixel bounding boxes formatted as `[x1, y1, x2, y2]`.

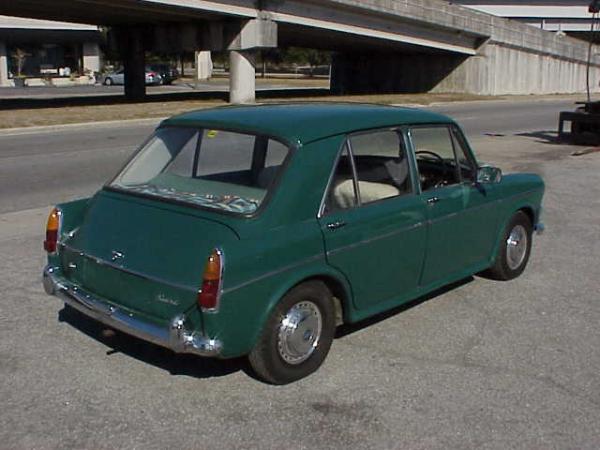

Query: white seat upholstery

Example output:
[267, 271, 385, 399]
[332, 179, 356, 209]
[333, 179, 399, 208]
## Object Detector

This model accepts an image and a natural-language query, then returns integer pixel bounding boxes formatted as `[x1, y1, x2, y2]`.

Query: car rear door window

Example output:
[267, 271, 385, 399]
[349, 130, 412, 205]
[323, 129, 412, 213]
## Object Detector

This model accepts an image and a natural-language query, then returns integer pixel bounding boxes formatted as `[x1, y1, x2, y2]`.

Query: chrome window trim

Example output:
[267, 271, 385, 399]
[345, 139, 362, 207]
[317, 138, 350, 219]
[449, 125, 479, 182]
[401, 126, 423, 196]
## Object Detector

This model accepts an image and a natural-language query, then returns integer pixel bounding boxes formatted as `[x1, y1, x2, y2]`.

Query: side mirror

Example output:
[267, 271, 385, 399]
[476, 165, 502, 184]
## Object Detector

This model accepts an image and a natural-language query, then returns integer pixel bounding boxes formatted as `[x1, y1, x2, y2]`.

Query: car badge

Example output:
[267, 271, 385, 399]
[111, 250, 125, 262]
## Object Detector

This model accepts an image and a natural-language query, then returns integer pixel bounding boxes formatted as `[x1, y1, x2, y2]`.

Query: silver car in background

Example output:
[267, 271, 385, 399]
[102, 68, 162, 86]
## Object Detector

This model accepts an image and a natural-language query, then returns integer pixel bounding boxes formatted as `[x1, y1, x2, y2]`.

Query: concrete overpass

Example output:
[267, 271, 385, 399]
[1, 0, 599, 101]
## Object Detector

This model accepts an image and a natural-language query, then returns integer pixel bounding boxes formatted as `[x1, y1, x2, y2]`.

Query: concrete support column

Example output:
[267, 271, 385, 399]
[82, 42, 101, 74]
[195, 50, 213, 81]
[0, 41, 9, 87]
[229, 50, 255, 104]
[123, 27, 146, 101]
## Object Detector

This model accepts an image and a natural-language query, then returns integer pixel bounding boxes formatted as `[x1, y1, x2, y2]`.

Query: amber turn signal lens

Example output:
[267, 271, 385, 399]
[203, 251, 221, 281]
[198, 249, 222, 310]
[44, 207, 61, 253]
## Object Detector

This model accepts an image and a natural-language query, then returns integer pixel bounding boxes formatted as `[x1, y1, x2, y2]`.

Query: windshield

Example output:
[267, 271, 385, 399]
[110, 127, 290, 215]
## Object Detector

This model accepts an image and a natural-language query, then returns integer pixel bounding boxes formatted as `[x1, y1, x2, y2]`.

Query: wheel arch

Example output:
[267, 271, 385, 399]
[260, 265, 353, 329]
[300, 274, 349, 326]
[215, 263, 355, 358]
[517, 205, 535, 226]
[489, 200, 538, 264]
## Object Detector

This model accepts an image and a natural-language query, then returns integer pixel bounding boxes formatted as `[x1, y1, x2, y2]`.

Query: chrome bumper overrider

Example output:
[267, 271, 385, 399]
[43, 265, 222, 357]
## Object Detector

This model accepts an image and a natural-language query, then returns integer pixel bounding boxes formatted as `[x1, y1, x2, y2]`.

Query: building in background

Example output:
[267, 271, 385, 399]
[453, 1, 595, 36]
[0, 15, 102, 87]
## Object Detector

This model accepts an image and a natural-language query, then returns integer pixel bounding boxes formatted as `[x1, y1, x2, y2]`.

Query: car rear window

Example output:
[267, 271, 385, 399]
[110, 127, 290, 215]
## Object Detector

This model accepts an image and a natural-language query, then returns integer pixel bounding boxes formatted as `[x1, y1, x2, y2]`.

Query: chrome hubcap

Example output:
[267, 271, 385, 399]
[506, 224, 528, 270]
[277, 301, 322, 365]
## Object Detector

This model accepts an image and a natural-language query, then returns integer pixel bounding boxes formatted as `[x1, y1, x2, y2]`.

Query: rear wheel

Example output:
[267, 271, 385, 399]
[104, 77, 113, 86]
[487, 211, 533, 280]
[248, 281, 335, 384]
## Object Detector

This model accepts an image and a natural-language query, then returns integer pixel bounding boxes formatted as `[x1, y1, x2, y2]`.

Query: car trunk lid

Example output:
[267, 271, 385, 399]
[60, 190, 238, 321]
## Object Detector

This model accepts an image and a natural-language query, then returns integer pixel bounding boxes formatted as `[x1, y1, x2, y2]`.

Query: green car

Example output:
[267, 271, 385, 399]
[43, 104, 545, 384]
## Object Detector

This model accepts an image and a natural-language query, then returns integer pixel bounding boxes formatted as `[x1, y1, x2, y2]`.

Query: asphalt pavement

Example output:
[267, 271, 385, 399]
[1, 98, 599, 449]
[0, 98, 577, 214]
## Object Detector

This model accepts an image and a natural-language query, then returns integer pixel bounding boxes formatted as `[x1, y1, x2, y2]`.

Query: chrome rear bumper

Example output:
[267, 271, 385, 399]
[43, 265, 222, 357]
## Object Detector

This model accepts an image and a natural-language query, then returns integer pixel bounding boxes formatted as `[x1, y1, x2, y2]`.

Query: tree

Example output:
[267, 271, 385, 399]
[11, 48, 30, 77]
[281, 48, 331, 76]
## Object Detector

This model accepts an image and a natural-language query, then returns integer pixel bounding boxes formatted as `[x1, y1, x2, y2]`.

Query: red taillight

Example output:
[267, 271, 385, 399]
[44, 207, 61, 253]
[198, 249, 223, 311]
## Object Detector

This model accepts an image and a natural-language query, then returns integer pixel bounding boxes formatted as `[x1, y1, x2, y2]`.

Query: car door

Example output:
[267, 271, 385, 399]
[114, 70, 124, 84]
[318, 129, 428, 310]
[450, 126, 503, 267]
[408, 124, 499, 287]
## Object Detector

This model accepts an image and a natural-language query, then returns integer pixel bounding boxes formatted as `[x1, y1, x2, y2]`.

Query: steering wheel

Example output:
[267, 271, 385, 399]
[415, 150, 444, 164]
[415, 150, 449, 188]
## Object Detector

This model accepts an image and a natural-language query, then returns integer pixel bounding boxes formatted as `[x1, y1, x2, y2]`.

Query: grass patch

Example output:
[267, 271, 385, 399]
[0, 100, 226, 129]
[0, 91, 500, 130]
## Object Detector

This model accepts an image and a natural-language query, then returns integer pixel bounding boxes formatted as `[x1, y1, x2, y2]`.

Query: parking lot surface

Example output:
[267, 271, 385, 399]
[1, 100, 599, 449]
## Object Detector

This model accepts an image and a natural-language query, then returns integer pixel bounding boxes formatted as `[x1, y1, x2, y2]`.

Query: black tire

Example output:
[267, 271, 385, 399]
[248, 280, 335, 385]
[104, 77, 113, 86]
[486, 211, 533, 281]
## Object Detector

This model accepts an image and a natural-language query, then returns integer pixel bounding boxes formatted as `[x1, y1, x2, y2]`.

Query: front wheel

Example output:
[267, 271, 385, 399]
[104, 77, 113, 86]
[248, 281, 335, 384]
[486, 211, 533, 280]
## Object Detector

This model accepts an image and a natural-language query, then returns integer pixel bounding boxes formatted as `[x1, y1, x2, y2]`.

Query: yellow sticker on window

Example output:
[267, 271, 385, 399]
[206, 130, 218, 138]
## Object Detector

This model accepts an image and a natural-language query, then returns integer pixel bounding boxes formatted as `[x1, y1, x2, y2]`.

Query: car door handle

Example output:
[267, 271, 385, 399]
[327, 221, 346, 230]
[427, 196, 440, 205]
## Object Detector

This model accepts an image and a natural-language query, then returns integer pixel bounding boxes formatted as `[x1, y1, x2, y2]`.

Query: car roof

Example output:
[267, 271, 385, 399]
[161, 103, 454, 145]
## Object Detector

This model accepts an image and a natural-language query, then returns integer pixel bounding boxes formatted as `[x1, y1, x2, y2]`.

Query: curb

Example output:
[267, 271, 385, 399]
[0, 117, 167, 137]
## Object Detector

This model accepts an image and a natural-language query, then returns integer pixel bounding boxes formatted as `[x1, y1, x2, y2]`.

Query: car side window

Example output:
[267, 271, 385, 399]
[196, 130, 255, 176]
[410, 126, 461, 191]
[256, 139, 289, 189]
[450, 127, 477, 183]
[265, 139, 288, 168]
[323, 129, 412, 214]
